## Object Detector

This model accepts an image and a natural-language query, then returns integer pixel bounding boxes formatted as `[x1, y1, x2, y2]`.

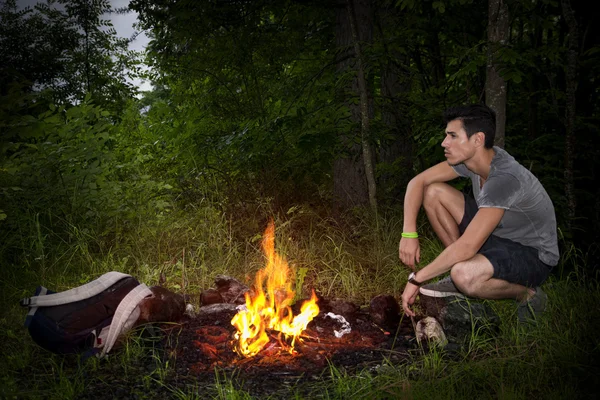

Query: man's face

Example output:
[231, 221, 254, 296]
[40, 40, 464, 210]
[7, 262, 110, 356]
[442, 119, 477, 166]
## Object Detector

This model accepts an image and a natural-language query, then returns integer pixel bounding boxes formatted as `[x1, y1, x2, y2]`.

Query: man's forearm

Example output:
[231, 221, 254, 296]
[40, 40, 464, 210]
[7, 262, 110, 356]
[402, 177, 424, 232]
[414, 240, 477, 283]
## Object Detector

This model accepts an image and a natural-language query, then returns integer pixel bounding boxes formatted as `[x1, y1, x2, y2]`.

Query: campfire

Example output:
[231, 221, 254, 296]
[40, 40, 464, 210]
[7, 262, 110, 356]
[231, 220, 319, 357]
[160, 220, 419, 378]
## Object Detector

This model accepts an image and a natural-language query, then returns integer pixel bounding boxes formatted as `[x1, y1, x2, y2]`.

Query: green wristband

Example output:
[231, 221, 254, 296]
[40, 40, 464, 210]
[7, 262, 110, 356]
[401, 232, 418, 239]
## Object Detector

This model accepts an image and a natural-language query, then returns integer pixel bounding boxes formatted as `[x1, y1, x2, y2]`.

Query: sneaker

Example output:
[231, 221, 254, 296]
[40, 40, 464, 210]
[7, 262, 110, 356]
[419, 276, 466, 299]
[518, 287, 547, 323]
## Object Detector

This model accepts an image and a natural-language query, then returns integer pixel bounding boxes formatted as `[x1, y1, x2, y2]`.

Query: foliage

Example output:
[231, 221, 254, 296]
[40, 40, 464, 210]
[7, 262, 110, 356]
[1, 0, 599, 396]
[0, 0, 139, 111]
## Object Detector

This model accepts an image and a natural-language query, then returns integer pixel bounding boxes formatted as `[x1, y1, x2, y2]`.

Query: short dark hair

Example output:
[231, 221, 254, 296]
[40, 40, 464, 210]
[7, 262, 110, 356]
[443, 104, 496, 148]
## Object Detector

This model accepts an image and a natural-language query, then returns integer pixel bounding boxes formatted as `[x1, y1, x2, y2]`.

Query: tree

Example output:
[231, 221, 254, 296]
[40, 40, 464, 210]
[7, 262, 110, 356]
[342, 0, 377, 212]
[131, 0, 342, 206]
[0, 0, 137, 109]
[485, 0, 509, 148]
[373, 1, 414, 203]
[561, 0, 579, 235]
[0, 0, 73, 97]
[333, 0, 374, 210]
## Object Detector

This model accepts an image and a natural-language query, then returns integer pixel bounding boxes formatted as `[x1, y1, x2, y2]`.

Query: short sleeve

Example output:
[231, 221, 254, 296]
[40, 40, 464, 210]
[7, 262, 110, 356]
[478, 174, 521, 209]
[451, 163, 470, 178]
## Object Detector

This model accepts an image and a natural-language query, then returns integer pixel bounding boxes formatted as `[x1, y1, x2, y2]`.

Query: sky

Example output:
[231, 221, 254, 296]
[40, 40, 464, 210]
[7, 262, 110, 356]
[107, 0, 152, 92]
[15, 0, 152, 92]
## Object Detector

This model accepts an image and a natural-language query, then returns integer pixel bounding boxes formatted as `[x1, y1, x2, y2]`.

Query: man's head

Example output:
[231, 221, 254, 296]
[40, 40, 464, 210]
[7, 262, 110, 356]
[443, 104, 496, 149]
[441, 104, 496, 166]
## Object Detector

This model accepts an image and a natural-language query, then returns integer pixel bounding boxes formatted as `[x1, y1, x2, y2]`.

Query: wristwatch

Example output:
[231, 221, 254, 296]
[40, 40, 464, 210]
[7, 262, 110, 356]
[408, 272, 424, 286]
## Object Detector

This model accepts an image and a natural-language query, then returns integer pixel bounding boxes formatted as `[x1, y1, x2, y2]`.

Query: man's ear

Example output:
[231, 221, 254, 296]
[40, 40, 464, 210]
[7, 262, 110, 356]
[475, 132, 485, 147]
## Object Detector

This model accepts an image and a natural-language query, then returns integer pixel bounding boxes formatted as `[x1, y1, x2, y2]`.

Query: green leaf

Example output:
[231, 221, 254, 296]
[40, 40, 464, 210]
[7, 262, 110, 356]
[432, 1, 445, 13]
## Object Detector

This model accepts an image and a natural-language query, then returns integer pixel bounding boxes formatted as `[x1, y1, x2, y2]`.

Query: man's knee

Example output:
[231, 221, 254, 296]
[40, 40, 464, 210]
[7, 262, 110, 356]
[450, 262, 477, 295]
[423, 183, 449, 211]
[451, 256, 494, 296]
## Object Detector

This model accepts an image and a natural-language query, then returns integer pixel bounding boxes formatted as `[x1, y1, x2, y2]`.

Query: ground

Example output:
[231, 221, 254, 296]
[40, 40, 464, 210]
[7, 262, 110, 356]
[77, 307, 420, 399]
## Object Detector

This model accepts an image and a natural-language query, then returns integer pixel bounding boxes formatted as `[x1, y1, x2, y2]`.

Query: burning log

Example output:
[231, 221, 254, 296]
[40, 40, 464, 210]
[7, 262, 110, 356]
[230, 220, 320, 358]
[197, 303, 239, 317]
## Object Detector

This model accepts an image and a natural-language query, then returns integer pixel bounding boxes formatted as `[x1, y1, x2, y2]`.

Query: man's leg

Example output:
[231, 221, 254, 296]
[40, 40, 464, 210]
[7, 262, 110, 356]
[451, 254, 534, 302]
[422, 183, 465, 247]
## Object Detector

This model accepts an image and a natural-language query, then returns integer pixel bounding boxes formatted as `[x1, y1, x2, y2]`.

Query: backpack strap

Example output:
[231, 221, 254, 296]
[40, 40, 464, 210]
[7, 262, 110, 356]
[23, 286, 48, 327]
[19, 272, 132, 308]
[99, 283, 153, 357]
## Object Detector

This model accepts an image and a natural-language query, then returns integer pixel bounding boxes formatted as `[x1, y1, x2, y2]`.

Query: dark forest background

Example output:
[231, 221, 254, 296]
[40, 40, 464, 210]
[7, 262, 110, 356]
[1, 0, 599, 274]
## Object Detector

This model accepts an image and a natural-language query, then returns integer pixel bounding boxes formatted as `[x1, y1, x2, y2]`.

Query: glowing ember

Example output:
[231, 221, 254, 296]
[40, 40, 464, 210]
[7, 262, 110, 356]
[231, 220, 319, 357]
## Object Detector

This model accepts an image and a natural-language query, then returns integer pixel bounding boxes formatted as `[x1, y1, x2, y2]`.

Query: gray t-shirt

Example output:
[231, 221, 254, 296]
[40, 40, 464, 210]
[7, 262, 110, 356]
[452, 147, 559, 266]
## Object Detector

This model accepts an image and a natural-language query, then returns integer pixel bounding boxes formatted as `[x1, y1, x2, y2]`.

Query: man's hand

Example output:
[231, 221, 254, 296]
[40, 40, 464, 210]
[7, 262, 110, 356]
[401, 282, 420, 317]
[399, 237, 420, 270]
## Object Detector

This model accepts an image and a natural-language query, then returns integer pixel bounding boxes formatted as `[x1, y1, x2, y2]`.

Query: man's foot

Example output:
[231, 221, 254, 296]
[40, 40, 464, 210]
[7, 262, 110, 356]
[518, 287, 547, 323]
[419, 276, 466, 299]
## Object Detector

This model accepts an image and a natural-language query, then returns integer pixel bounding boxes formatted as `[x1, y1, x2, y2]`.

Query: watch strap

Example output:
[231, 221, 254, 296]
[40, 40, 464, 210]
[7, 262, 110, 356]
[408, 272, 424, 286]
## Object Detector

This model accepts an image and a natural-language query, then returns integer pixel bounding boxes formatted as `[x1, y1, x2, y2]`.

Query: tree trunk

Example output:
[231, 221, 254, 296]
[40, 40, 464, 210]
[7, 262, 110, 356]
[346, 0, 377, 212]
[332, 0, 373, 210]
[375, 5, 413, 204]
[561, 0, 578, 234]
[485, 0, 509, 148]
[527, 23, 543, 141]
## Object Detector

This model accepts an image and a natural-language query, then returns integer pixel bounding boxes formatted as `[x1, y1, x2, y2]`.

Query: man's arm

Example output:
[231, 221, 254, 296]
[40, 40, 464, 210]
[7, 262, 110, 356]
[413, 207, 505, 282]
[402, 161, 459, 233]
[401, 207, 505, 316]
[400, 161, 459, 268]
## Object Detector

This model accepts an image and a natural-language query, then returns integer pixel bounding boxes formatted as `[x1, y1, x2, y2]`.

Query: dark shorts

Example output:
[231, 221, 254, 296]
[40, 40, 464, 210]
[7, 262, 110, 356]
[459, 194, 551, 287]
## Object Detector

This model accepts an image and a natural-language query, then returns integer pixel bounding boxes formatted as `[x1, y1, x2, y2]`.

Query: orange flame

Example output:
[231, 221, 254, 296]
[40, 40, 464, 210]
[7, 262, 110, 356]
[231, 220, 319, 357]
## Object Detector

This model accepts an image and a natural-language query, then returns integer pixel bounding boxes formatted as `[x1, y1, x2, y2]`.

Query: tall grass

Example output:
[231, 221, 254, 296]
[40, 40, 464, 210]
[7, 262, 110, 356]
[0, 200, 597, 399]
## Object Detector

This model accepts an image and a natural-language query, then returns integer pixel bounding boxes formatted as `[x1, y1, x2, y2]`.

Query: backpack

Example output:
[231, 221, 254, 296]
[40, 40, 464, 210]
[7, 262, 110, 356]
[19, 271, 153, 358]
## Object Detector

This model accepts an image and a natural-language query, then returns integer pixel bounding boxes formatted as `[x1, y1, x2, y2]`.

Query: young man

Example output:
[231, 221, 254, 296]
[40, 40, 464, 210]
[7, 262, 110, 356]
[399, 104, 559, 322]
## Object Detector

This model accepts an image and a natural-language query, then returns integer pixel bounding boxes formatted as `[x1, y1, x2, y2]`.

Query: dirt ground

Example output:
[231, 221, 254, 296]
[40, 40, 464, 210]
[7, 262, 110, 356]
[77, 307, 420, 399]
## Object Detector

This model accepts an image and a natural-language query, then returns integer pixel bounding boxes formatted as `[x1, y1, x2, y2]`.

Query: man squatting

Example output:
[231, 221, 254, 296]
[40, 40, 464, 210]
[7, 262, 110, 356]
[399, 104, 559, 322]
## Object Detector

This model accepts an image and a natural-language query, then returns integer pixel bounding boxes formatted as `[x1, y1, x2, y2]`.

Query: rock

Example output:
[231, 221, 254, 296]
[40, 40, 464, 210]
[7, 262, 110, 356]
[137, 286, 187, 323]
[438, 298, 500, 342]
[319, 298, 360, 318]
[200, 288, 224, 306]
[369, 294, 400, 328]
[214, 275, 250, 304]
[330, 299, 359, 316]
[416, 316, 448, 348]
[419, 294, 454, 319]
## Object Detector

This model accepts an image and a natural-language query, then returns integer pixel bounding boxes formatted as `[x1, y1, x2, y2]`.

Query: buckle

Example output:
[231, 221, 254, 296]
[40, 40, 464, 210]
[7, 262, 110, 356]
[19, 298, 31, 307]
